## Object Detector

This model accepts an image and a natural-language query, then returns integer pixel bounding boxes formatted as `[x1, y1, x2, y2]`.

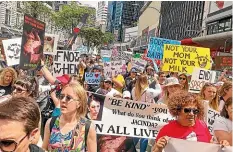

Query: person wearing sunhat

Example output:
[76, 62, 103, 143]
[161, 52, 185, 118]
[157, 77, 182, 105]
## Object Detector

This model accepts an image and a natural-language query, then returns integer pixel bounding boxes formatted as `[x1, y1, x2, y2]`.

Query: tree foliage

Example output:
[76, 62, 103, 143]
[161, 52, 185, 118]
[78, 27, 114, 51]
[21, 2, 52, 19]
[52, 2, 95, 33]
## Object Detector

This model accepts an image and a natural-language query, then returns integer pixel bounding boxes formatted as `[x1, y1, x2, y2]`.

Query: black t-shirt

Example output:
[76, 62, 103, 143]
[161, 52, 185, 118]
[29, 144, 45, 152]
[0, 85, 12, 97]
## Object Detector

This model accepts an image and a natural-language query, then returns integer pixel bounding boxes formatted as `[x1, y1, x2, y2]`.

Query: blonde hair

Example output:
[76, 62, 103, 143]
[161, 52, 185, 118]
[0, 67, 17, 86]
[199, 83, 219, 111]
[135, 74, 149, 101]
[219, 81, 232, 97]
[63, 82, 88, 118]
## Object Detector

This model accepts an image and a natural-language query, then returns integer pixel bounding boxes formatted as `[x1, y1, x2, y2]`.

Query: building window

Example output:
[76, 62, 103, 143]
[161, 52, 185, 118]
[17, 2, 20, 8]
[207, 17, 232, 35]
[5, 9, 11, 25]
[16, 13, 20, 26]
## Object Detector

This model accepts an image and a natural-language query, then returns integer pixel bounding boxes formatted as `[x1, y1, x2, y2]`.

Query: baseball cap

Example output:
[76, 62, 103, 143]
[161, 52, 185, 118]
[130, 67, 138, 73]
[104, 78, 112, 83]
[164, 77, 181, 87]
[93, 65, 102, 71]
[123, 91, 131, 99]
[56, 74, 70, 85]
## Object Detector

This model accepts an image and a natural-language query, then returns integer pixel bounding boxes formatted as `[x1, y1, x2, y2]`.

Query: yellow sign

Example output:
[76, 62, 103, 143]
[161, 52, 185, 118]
[162, 44, 211, 74]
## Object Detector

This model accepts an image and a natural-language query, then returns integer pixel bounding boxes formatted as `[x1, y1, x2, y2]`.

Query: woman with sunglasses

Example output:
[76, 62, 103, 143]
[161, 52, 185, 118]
[213, 97, 232, 146]
[199, 83, 219, 111]
[153, 90, 212, 152]
[0, 96, 44, 152]
[0, 67, 17, 97]
[178, 73, 189, 91]
[42, 82, 97, 152]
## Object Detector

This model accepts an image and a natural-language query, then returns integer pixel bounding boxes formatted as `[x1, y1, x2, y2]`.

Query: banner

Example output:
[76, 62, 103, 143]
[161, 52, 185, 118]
[85, 72, 101, 84]
[189, 68, 216, 93]
[104, 60, 126, 78]
[147, 37, 180, 60]
[20, 14, 45, 70]
[131, 58, 147, 72]
[43, 33, 59, 55]
[164, 137, 231, 152]
[93, 95, 175, 138]
[162, 44, 211, 74]
[2, 38, 21, 66]
[207, 108, 220, 135]
[215, 56, 232, 71]
[53, 50, 79, 77]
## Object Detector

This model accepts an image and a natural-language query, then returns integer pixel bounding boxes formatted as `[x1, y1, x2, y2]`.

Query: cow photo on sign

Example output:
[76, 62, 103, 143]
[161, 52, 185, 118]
[20, 14, 45, 70]
[2, 38, 21, 66]
[43, 33, 59, 55]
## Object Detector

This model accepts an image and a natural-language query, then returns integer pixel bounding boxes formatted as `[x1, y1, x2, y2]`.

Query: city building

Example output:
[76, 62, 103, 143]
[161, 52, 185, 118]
[159, 1, 205, 40]
[107, 1, 144, 42]
[181, 1, 232, 59]
[96, 1, 108, 32]
[132, 1, 161, 53]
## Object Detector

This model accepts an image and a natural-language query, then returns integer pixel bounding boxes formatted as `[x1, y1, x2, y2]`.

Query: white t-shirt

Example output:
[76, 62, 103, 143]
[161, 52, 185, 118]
[213, 116, 232, 133]
[106, 88, 120, 97]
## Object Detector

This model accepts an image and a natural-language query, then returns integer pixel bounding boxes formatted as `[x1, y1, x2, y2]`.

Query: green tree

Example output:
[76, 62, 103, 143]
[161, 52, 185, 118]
[21, 1, 52, 19]
[79, 28, 115, 52]
[52, 2, 95, 34]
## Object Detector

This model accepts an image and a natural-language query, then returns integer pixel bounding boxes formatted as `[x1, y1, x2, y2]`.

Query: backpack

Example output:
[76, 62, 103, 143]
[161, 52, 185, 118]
[49, 117, 91, 149]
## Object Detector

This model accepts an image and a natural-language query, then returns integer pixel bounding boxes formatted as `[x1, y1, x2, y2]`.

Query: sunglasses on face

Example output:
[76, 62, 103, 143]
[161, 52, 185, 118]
[57, 94, 77, 103]
[179, 77, 186, 80]
[12, 86, 27, 93]
[0, 134, 27, 152]
[183, 108, 199, 114]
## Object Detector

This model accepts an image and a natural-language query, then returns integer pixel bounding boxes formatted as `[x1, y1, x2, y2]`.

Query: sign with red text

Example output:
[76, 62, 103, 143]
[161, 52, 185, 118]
[189, 68, 216, 93]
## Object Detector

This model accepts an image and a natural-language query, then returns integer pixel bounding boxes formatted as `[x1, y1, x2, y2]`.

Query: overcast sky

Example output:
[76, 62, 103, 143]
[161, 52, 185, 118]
[80, 1, 99, 9]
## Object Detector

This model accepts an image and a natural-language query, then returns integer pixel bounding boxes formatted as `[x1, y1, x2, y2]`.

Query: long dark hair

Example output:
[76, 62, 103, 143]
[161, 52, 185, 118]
[220, 97, 232, 119]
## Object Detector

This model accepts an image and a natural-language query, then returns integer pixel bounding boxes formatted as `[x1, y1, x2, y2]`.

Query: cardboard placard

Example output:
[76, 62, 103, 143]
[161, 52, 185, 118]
[43, 33, 59, 55]
[214, 56, 232, 70]
[85, 72, 101, 84]
[20, 14, 45, 69]
[162, 44, 211, 74]
[53, 50, 79, 77]
[2, 38, 21, 66]
[147, 37, 180, 60]
[189, 68, 216, 93]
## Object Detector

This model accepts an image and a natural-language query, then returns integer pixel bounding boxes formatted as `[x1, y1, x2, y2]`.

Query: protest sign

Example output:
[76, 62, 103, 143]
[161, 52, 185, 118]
[93, 96, 175, 139]
[102, 56, 111, 62]
[101, 50, 112, 57]
[162, 44, 211, 74]
[164, 137, 231, 152]
[43, 33, 59, 55]
[2, 38, 21, 66]
[20, 14, 45, 70]
[76, 45, 88, 54]
[189, 68, 216, 93]
[132, 58, 147, 72]
[141, 49, 161, 66]
[111, 51, 132, 62]
[147, 37, 180, 60]
[104, 60, 126, 78]
[207, 108, 220, 135]
[215, 56, 232, 71]
[85, 72, 101, 84]
[53, 50, 79, 77]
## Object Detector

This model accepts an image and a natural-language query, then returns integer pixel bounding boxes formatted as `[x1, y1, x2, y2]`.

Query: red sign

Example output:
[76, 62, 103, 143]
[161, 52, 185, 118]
[215, 56, 232, 70]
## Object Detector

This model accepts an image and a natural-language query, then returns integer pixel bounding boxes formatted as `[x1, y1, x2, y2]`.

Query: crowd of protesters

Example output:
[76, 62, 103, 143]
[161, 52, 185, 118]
[0, 53, 232, 152]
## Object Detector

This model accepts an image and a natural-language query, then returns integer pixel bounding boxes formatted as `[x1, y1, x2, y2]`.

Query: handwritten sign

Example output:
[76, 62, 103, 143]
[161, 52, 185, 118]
[53, 50, 79, 77]
[85, 72, 101, 84]
[189, 68, 216, 93]
[147, 37, 180, 60]
[2, 38, 21, 66]
[101, 50, 112, 57]
[94, 96, 175, 139]
[132, 58, 147, 72]
[207, 108, 220, 135]
[104, 60, 126, 78]
[162, 44, 211, 74]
